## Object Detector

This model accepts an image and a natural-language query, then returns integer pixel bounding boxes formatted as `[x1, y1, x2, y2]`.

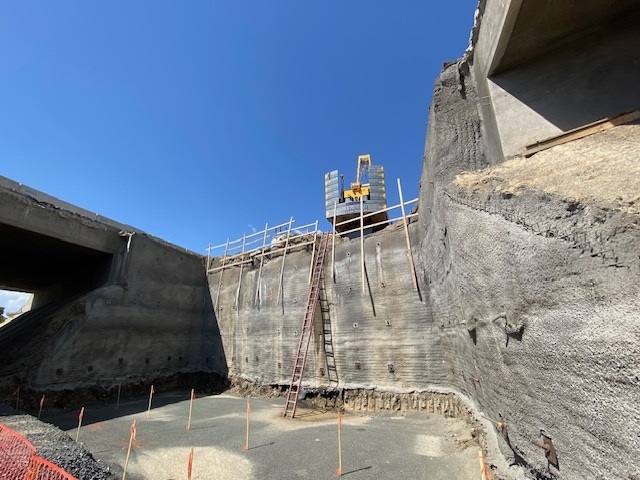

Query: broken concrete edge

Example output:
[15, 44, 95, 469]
[228, 376, 517, 480]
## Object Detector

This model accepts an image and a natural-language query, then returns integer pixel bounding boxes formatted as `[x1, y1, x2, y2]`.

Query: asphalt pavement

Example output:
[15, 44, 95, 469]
[42, 391, 480, 480]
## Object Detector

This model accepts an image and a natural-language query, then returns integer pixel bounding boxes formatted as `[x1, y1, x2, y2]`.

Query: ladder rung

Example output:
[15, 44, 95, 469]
[285, 240, 329, 414]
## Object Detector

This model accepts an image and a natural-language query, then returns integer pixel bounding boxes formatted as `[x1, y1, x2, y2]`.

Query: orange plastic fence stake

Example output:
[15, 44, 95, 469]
[122, 419, 136, 480]
[186, 389, 195, 431]
[146, 385, 154, 419]
[13, 386, 20, 410]
[38, 395, 45, 419]
[75, 407, 84, 442]
[187, 446, 194, 480]
[479, 450, 492, 480]
[243, 399, 251, 451]
[337, 413, 342, 477]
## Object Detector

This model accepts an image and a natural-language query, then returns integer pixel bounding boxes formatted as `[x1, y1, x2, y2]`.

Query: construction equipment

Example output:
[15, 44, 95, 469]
[283, 232, 330, 418]
[325, 154, 388, 235]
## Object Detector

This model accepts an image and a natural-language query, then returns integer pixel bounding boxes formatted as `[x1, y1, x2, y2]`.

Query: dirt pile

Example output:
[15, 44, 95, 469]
[455, 122, 640, 216]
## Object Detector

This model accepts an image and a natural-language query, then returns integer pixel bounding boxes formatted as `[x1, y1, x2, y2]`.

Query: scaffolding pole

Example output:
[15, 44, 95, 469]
[360, 194, 365, 294]
[308, 220, 319, 285]
[397, 178, 418, 292]
[254, 222, 268, 305]
[214, 238, 229, 316]
[234, 234, 246, 312]
[331, 200, 337, 283]
[277, 217, 294, 306]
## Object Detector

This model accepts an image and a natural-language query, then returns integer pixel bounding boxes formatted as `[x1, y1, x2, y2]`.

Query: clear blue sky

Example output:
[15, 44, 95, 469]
[0, 1, 477, 254]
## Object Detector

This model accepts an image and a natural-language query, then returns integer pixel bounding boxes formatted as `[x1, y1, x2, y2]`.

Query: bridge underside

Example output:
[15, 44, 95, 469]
[0, 222, 113, 296]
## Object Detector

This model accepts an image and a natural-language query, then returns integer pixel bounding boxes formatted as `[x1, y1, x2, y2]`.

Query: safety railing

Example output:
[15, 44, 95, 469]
[205, 219, 319, 274]
[0, 424, 77, 480]
[206, 178, 421, 311]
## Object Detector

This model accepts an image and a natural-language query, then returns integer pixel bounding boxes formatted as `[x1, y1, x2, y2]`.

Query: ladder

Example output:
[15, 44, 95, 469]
[319, 283, 339, 386]
[283, 232, 331, 418]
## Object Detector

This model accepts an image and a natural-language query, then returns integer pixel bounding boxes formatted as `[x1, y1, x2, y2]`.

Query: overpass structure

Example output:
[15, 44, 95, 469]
[0, 176, 225, 392]
[471, 0, 639, 159]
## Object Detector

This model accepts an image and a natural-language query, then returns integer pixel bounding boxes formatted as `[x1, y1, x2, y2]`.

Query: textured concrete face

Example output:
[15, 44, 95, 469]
[210, 226, 433, 391]
[417, 63, 640, 479]
[0, 233, 226, 391]
[2, 3, 638, 478]
[212, 59, 640, 479]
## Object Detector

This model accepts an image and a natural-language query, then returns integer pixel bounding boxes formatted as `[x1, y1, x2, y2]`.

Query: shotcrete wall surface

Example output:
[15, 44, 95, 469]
[209, 225, 432, 391]
[1, 233, 225, 391]
[417, 62, 640, 479]
[214, 59, 640, 480]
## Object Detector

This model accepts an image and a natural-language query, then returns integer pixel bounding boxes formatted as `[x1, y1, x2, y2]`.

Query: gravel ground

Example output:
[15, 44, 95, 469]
[0, 403, 114, 479]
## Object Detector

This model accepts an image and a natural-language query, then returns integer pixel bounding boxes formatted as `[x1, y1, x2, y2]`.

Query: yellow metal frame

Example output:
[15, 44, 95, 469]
[343, 154, 371, 200]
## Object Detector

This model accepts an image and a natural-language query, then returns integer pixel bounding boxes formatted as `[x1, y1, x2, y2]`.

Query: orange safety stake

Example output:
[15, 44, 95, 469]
[75, 407, 85, 442]
[186, 389, 195, 431]
[243, 399, 251, 451]
[38, 395, 45, 419]
[187, 446, 194, 480]
[337, 413, 343, 477]
[116, 381, 122, 409]
[479, 450, 492, 480]
[146, 385, 154, 419]
[122, 419, 136, 480]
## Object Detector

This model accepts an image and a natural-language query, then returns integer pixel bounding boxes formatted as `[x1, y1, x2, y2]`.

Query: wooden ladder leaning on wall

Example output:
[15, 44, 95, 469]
[283, 232, 331, 418]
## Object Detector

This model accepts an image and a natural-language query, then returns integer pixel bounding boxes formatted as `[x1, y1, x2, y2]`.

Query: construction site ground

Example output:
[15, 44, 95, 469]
[34, 391, 482, 479]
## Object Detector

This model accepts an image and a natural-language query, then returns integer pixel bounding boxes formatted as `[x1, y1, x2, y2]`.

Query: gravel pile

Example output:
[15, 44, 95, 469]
[0, 404, 114, 480]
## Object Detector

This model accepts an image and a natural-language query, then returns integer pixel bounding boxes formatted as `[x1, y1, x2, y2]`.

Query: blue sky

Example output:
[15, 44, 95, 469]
[0, 1, 477, 258]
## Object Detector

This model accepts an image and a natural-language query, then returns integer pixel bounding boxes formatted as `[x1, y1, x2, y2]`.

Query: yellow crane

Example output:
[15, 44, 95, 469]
[342, 154, 371, 200]
[324, 154, 388, 235]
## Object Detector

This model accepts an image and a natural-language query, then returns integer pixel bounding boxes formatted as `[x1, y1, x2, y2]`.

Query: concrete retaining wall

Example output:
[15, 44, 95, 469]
[416, 63, 640, 480]
[0, 233, 226, 391]
[209, 226, 428, 391]
[213, 61, 640, 480]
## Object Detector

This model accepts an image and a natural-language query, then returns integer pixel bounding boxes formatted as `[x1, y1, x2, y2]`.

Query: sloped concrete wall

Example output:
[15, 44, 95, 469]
[1, 233, 226, 391]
